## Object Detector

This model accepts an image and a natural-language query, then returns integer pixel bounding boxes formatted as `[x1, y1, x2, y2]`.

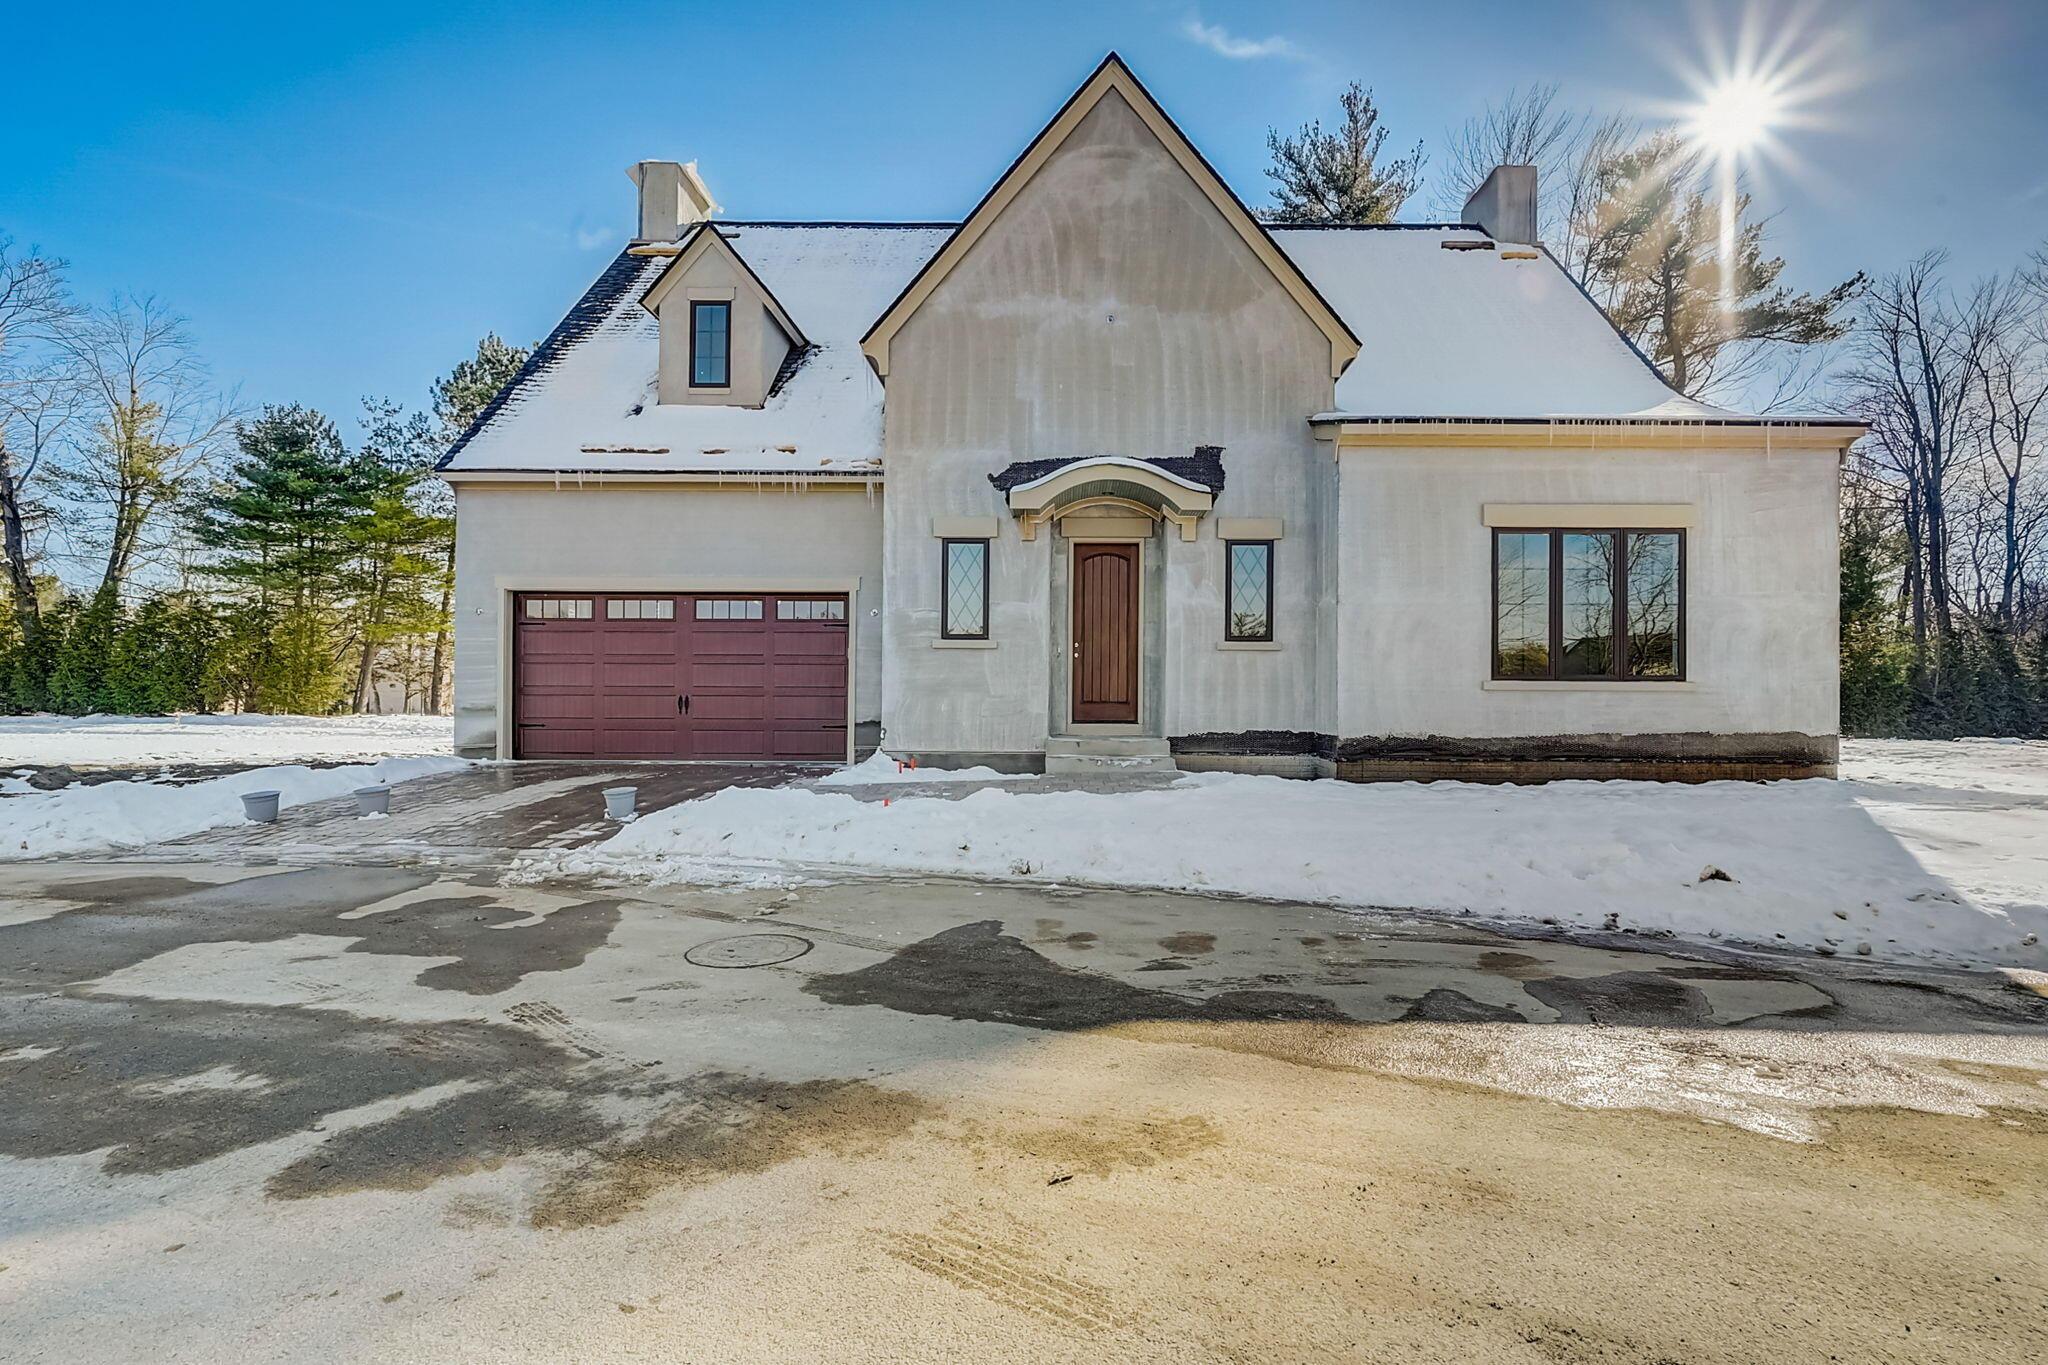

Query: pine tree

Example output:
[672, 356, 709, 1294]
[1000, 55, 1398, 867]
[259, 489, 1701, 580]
[1263, 84, 1425, 224]
[192, 405, 372, 713]
[1582, 132, 1862, 398]
[1839, 501, 1910, 736]
[432, 334, 529, 442]
[413, 335, 530, 713]
[48, 586, 121, 714]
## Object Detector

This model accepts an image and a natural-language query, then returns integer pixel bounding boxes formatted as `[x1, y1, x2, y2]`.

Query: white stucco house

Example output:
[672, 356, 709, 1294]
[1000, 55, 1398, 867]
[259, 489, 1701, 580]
[437, 54, 1864, 781]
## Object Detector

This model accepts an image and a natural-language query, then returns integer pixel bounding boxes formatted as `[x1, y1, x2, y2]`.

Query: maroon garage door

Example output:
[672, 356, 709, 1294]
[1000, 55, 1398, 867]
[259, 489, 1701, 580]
[513, 592, 849, 760]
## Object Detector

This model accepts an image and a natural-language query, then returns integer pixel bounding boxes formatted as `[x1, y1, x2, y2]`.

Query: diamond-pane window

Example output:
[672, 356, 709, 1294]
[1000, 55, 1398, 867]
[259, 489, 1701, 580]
[1225, 541, 1272, 642]
[942, 540, 988, 639]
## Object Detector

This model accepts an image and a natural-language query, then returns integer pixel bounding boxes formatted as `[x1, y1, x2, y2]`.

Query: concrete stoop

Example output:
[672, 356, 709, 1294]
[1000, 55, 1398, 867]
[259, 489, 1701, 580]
[1043, 735, 1179, 775]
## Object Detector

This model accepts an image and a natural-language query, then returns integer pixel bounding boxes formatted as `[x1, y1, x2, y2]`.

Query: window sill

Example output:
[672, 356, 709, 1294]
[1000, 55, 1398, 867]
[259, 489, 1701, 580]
[1217, 640, 1282, 652]
[1483, 679, 1696, 692]
[932, 638, 996, 650]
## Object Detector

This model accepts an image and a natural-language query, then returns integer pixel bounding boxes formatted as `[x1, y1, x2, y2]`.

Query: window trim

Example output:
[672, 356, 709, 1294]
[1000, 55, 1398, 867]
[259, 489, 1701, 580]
[1489, 527, 1686, 682]
[1223, 539, 1276, 643]
[688, 300, 731, 389]
[940, 538, 991, 640]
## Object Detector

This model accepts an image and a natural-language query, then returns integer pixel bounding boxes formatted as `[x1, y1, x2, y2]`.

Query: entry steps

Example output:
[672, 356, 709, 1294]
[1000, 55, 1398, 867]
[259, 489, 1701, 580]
[1044, 734, 1179, 776]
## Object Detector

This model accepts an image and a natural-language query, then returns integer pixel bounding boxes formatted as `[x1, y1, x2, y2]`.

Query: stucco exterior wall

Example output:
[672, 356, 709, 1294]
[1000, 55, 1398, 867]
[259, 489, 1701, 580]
[1333, 443, 1841, 749]
[450, 483, 881, 758]
[878, 88, 1335, 757]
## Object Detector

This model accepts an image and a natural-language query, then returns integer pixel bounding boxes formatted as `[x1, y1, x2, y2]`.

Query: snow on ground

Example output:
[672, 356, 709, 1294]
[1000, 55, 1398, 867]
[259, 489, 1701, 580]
[0, 756, 468, 860]
[0, 713, 454, 768]
[565, 738, 2048, 969]
[812, 751, 1040, 786]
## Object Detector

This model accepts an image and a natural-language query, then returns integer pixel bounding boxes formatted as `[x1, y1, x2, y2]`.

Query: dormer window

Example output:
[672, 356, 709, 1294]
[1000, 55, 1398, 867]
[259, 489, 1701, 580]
[690, 301, 731, 387]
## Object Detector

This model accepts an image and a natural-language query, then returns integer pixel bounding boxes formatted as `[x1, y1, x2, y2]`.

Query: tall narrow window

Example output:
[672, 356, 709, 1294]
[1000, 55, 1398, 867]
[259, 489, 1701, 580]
[942, 539, 989, 639]
[1560, 532, 1617, 677]
[690, 301, 730, 387]
[1492, 532, 1551, 678]
[1224, 541, 1274, 642]
[1491, 528, 1685, 681]
[1626, 533, 1682, 677]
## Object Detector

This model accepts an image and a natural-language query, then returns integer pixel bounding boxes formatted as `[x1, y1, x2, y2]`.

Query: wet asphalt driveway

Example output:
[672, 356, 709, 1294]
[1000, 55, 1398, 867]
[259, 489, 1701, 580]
[2, 842, 2047, 1361]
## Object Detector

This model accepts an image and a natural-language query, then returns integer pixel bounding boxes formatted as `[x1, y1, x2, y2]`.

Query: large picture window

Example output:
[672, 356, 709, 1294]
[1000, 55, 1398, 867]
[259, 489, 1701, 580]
[1491, 529, 1683, 681]
[1224, 540, 1274, 642]
[690, 300, 730, 387]
[941, 539, 989, 639]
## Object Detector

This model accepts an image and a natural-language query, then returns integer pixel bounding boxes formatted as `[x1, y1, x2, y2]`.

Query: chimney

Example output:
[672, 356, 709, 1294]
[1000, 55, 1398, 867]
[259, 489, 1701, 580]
[1461, 165, 1538, 246]
[626, 160, 720, 242]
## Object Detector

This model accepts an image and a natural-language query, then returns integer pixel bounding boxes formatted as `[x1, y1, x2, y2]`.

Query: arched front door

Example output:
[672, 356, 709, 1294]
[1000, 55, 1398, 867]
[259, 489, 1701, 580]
[1071, 542, 1140, 724]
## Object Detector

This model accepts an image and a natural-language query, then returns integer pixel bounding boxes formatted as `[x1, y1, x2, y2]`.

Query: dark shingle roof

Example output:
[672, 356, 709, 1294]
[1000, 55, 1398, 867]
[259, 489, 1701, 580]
[436, 249, 653, 471]
[987, 446, 1226, 494]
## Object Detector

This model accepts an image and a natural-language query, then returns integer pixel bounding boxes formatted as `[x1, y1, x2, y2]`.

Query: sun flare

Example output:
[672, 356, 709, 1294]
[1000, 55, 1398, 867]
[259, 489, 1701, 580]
[1689, 74, 1784, 157]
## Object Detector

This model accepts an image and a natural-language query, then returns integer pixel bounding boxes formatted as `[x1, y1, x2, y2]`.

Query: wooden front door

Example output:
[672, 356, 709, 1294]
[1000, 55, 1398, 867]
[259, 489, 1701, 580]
[1071, 543, 1140, 724]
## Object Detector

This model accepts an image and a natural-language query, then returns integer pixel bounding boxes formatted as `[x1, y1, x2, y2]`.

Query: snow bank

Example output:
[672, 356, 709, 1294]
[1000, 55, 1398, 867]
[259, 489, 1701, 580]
[0, 713, 454, 768]
[812, 752, 1040, 786]
[575, 740, 2047, 969]
[0, 756, 467, 860]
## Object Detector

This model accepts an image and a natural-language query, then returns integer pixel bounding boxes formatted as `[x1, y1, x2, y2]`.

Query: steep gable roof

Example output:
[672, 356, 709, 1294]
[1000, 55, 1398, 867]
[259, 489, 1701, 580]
[638, 222, 808, 348]
[860, 52, 1361, 381]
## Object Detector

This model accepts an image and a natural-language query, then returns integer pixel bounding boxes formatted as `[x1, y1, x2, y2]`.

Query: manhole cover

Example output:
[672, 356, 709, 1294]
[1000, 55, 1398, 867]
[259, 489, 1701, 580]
[684, 933, 815, 969]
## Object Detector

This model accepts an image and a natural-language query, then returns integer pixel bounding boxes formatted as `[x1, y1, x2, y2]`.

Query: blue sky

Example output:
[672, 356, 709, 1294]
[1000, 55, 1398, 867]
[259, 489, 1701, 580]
[6, 0, 2044, 438]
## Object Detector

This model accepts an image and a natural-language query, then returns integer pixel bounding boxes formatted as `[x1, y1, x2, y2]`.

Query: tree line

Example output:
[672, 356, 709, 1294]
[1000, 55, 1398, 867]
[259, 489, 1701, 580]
[0, 235, 526, 716]
[1267, 82, 2048, 738]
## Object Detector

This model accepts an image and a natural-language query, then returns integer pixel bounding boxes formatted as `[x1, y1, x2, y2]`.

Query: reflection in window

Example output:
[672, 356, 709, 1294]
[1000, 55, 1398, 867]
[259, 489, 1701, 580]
[1561, 532, 1616, 677]
[1493, 533, 1550, 677]
[691, 301, 730, 387]
[1491, 528, 1685, 681]
[1627, 534, 1681, 677]
[776, 598, 847, 621]
[942, 540, 988, 639]
[1225, 541, 1273, 641]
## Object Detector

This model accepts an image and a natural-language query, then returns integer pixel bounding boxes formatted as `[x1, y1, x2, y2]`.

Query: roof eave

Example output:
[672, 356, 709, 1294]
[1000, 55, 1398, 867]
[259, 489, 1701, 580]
[1314, 415, 1869, 451]
[438, 466, 883, 485]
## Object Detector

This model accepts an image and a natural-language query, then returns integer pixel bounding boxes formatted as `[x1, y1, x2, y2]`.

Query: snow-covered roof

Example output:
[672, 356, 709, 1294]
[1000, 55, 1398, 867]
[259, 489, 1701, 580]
[443, 219, 1848, 479]
[440, 224, 950, 476]
[1274, 225, 1761, 423]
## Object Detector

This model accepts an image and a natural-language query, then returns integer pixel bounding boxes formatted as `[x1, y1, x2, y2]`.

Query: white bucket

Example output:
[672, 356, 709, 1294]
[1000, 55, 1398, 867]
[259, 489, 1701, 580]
[602, 786, 638, 821]
[354, 785, 391, 816]
[240, 790, 281, 823]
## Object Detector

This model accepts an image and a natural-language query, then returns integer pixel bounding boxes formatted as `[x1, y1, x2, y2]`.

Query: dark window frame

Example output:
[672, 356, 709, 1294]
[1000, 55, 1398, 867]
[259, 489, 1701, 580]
[1489, 527, 1686, 682]
[689, 300, 731, 388]
[940, 538, 991, 640]
[1223, 539, 1276, 643]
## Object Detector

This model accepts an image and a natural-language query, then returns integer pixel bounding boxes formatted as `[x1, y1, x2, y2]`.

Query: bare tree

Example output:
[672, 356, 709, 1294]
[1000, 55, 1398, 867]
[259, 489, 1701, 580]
[1437, 90, 1636, 279]
[0, 236, 81, 630]
[1846, 254, 1999, 645]
[54, 296, 234, 599]
[1968, 277, 2048, 625]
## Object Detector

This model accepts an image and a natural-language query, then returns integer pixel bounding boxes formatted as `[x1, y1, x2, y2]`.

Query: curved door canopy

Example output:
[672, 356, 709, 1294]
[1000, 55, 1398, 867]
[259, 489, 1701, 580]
[1072, 543, 1140, 724]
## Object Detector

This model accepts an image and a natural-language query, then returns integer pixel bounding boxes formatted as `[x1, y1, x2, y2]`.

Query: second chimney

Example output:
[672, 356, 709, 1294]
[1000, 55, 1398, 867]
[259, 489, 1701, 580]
[626, 160, 720, 242]
[1461, 165, 1538, 246]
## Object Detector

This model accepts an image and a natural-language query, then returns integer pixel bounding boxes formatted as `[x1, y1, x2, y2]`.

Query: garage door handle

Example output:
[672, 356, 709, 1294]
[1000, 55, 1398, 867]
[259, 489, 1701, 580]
[678, 695, 690, 715]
